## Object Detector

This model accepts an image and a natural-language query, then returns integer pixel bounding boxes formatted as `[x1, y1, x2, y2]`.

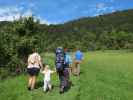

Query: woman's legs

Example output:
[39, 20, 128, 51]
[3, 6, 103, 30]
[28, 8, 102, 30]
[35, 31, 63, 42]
[27, 67, 39, 90]
[28, 76, 37, 90]
[28, 76, 33, 90]
[31, 76, 36, 90]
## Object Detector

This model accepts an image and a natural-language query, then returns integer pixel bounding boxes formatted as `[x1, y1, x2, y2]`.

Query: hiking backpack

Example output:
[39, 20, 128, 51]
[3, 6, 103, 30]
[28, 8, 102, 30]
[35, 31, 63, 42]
[55, 47, 65, 71]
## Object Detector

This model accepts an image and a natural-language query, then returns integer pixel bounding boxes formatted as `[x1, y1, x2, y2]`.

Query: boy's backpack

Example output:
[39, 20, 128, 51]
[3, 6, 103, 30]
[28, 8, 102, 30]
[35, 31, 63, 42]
[55, 47, 65, 71]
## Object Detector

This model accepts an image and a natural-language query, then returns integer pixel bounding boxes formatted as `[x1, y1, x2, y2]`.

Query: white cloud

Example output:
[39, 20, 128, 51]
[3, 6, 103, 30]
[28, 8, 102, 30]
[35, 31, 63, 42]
[40, 19, 51, 25]
[0, 5, 51, 25]
[0, 1, 36, 21]
[22, 9, 33, 17]
[92, 2, 115, 16]
[0, 6, 21, 21]
[36, 16, 55, 25]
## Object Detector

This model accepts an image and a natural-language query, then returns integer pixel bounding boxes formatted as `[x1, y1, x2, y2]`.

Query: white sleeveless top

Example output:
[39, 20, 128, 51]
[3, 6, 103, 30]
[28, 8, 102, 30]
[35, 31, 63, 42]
[27, 52, 41, 69]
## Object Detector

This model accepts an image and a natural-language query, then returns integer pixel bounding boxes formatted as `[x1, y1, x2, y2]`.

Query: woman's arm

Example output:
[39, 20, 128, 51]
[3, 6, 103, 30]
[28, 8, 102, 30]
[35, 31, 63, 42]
[37, 54, 43, 69]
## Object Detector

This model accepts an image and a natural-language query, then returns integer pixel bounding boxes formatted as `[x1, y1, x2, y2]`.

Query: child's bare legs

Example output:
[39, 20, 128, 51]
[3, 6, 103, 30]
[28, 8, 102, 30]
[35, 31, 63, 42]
[43, 80, 47, 92]
[43, 81, 52, 92]
[48, 82, 52, 91]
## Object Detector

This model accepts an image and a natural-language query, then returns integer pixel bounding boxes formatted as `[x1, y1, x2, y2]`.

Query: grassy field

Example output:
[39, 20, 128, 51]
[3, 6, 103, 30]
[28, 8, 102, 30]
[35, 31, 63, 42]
[0, 51, 133, 100]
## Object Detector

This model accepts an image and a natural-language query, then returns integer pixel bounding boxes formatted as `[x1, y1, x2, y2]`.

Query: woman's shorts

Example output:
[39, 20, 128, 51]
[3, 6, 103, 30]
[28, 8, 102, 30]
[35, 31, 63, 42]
[27, 67, 40, 76]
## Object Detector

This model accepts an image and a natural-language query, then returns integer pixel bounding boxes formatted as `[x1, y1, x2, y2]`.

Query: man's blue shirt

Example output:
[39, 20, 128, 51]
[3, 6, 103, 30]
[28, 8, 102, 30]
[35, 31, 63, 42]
[75, 50, 83, 61]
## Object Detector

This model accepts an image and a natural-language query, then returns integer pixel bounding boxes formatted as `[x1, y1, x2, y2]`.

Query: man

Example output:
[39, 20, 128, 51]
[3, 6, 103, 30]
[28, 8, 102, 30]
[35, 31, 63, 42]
[64, 48, 72, 75]
[55, 47, 65, 93]
[55, 47, 71, 93]
[74, 49, 83, 76]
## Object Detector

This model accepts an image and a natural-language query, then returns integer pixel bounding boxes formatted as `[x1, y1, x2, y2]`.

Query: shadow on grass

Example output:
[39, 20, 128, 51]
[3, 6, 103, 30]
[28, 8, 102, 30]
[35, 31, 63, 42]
[35, 80, 74, 94]
[72, 71, 83, 76]
[36, 81, 44, 89]
[63, 81, 73, 93]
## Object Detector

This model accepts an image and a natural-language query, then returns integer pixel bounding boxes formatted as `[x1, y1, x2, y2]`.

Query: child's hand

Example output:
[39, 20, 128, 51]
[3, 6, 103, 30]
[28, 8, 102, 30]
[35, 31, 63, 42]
[54, 67, 57, 72]
[40, 70, 45, 74]
[51, 68, 56, 73]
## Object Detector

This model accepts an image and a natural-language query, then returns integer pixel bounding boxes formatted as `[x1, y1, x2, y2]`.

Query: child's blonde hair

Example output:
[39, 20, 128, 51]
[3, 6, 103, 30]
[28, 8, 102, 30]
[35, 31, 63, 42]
[45, 65, 49, 69]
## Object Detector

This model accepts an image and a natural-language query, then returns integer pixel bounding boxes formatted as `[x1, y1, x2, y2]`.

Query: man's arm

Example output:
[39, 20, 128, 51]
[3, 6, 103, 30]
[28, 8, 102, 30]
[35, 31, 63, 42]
[81, 53, 84, 60]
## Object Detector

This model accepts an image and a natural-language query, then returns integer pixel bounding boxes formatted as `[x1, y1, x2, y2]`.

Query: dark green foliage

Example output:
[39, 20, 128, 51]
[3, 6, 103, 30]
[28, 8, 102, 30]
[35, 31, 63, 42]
[0, 16, 40, 78]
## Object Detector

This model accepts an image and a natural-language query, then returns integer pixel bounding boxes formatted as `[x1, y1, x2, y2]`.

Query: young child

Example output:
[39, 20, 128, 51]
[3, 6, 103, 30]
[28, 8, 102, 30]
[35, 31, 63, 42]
[41, 65, 55, 92]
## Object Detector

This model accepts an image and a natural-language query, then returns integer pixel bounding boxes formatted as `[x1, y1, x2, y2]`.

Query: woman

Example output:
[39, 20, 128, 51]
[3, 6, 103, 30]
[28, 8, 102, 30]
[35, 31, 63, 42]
[27, 49, 43, 90]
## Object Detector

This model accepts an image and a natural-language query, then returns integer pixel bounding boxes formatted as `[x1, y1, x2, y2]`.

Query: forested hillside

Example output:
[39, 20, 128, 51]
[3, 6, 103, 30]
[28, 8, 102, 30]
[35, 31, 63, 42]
[51, 9, 133, 50]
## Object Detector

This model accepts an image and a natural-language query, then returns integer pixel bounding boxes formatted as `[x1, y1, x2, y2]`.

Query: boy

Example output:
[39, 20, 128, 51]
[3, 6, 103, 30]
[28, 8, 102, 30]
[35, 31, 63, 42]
[41, 65, 55, 92]
[64, 48, 72, 75]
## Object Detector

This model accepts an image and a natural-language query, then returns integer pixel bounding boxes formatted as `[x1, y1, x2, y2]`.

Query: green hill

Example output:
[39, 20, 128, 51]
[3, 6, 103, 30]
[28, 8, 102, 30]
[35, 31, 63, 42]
[44, 9, 133, 50]
[61, 9, 133, 33]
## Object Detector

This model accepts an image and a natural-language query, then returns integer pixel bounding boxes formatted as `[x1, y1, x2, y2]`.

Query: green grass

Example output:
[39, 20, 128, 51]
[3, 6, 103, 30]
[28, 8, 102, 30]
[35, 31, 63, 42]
[1, 51, 133, 100]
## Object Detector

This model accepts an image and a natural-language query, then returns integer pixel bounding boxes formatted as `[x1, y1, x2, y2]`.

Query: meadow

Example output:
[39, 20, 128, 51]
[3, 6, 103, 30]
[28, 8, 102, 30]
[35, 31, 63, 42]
[0, 51, 133, 100]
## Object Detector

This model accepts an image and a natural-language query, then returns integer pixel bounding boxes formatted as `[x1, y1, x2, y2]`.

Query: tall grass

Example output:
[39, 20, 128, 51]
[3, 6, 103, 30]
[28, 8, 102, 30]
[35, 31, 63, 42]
[0, 51, 133, 100]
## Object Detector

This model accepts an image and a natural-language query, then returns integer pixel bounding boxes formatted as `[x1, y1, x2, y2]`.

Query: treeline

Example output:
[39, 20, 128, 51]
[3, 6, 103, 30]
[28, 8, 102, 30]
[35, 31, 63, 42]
[0, 9, 133, 78]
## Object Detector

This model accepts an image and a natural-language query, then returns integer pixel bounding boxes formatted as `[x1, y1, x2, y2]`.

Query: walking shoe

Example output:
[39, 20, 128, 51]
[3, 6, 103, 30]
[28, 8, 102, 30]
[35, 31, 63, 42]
[27, 86, 31, 91]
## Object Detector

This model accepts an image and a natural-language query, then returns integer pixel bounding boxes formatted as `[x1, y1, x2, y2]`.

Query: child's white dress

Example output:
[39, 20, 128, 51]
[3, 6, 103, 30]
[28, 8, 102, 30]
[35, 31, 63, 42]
[42, 70, 53, 91]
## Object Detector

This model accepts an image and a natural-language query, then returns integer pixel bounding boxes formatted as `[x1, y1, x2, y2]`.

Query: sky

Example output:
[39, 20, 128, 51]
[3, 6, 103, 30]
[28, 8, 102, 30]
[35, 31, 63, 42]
[0, 0, 133, 24]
